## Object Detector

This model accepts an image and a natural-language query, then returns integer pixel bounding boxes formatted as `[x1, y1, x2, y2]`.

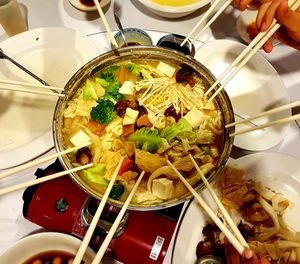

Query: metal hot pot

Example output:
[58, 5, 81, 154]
[52, 46, 235, 211]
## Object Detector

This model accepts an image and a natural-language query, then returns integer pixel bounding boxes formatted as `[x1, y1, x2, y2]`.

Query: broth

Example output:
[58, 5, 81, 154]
[62, 57, 225, 206]
[23, 250, 84, 264]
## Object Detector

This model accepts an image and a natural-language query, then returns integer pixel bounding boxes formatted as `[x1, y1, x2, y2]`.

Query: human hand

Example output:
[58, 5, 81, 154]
[233, 0, 268, 12]
[242, 249, 271, 264]
[256, 0, 300, 52]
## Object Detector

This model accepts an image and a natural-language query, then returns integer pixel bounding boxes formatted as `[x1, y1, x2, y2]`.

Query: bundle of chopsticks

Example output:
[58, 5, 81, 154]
[181, 0, 300, 135]
[0, 79, 65, 97]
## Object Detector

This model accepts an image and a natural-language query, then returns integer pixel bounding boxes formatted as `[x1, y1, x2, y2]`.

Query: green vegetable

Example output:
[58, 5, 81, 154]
[99, 65, 120, 82]
[201, 145, 210, 155]
[104, 81, 123, 101]
[109, 183, 125, 200]
[125, 63, 141, 76]
[128, 127, 161, 153]
[81, 163, 108, 187]
[83, 79, 98, 101]
[161, 118, 193, 142]
[95, 78, 110, 87]
[90, 98, 117, 124]
[95, 66, 124, 101]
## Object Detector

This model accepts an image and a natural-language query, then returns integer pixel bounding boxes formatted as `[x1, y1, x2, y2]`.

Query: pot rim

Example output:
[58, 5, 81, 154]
[52, 45, 235, 211]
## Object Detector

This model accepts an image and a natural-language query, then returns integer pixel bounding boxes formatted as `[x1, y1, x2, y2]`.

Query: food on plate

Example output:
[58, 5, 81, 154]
[196, 166, 300, 263]
[62, 58, 226, 206]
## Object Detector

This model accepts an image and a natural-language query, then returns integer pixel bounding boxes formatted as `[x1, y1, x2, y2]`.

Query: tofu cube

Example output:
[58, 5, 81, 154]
[183, 108, 204, 128]
[123, 108, 139, 125]
[70, 130, 91, 147]
[156, 61, 176, 77]
[111, 124, 123, 136]
[152, 178, 174, 200]
[119, 81, 135, 95]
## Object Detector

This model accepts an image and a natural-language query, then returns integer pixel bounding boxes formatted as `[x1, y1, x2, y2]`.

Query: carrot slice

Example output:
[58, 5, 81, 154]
[87, 120, 106, 136]
[122, 124, 135, 137]
[118, 65, 130, 84]
[119, 158, 134, 175]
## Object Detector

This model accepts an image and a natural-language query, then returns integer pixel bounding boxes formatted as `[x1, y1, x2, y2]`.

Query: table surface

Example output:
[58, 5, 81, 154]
[0, 0, 300, 263]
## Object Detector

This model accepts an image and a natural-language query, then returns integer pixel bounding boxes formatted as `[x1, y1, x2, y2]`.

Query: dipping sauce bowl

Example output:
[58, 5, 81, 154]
[114, 28, 153, 48]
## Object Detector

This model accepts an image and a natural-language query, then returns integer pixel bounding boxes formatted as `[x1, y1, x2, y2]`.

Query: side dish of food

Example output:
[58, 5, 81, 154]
[196, 166, 300, 264]
[54, 48, 234, 209]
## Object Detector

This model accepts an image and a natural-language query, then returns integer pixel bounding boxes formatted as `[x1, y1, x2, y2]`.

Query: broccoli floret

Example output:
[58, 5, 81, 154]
[90, 98, 116, 124]
[109, 183, 125, 200]
[161, 118, 193, 142]
[95, 75, 124, 101]
[99, 65, 120, 82]
[104, 82, 124, 101]
[125, 63, 141, 76]
[128, 127, 161, 153]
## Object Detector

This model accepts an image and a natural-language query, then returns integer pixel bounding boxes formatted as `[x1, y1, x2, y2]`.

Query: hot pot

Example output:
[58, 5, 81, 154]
[52, 46, 235, 210]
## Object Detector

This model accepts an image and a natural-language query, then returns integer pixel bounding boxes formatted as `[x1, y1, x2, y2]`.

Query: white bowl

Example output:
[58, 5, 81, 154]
[0, 232, 96, 263]
[68, 0, 111, 12]
[138, 0, 211, 18]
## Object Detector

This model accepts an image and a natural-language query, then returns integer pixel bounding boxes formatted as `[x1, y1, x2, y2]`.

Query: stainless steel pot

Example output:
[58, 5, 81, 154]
[52, 46, 235, 210]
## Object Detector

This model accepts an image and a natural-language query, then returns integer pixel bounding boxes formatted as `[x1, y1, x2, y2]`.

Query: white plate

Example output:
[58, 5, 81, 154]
[195, 39, 290, 151]
[0, 27, 99, 169]
[172, 152, 300, 264]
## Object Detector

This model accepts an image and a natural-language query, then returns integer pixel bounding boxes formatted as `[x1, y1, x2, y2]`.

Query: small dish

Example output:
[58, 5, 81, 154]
[137, 0, 211, 18]
[236, 8, 280, 46]
[0, 232, 96, 263]
[157, 33, 195, 57]
[68, 0, 111, 12]
[114, 28, 153, 48]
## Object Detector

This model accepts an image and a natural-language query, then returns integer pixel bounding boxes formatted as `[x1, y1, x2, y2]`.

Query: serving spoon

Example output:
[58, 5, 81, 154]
[0, 47, 53, 88]
[114, 13, 128, 47]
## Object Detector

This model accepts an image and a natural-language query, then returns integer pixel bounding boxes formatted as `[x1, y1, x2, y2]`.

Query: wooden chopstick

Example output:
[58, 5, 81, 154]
[167, 160, 245, 255]
[191, 0, 233, 44]
[91, 171, 145, 264]
[206, 0, 300, 102]
[0, 142, 91, 180]
[181, 0, 225, 46]
[92, 0, 118, 48]
[73, 157, 125, 264]
[0, 85, 65, 97]
[0, 79, 64, 91]
[188, 154, 249, 248]
[230, 113, 300, 137]
[226, 99, 300, 128]
[0, 163, 93, 196]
